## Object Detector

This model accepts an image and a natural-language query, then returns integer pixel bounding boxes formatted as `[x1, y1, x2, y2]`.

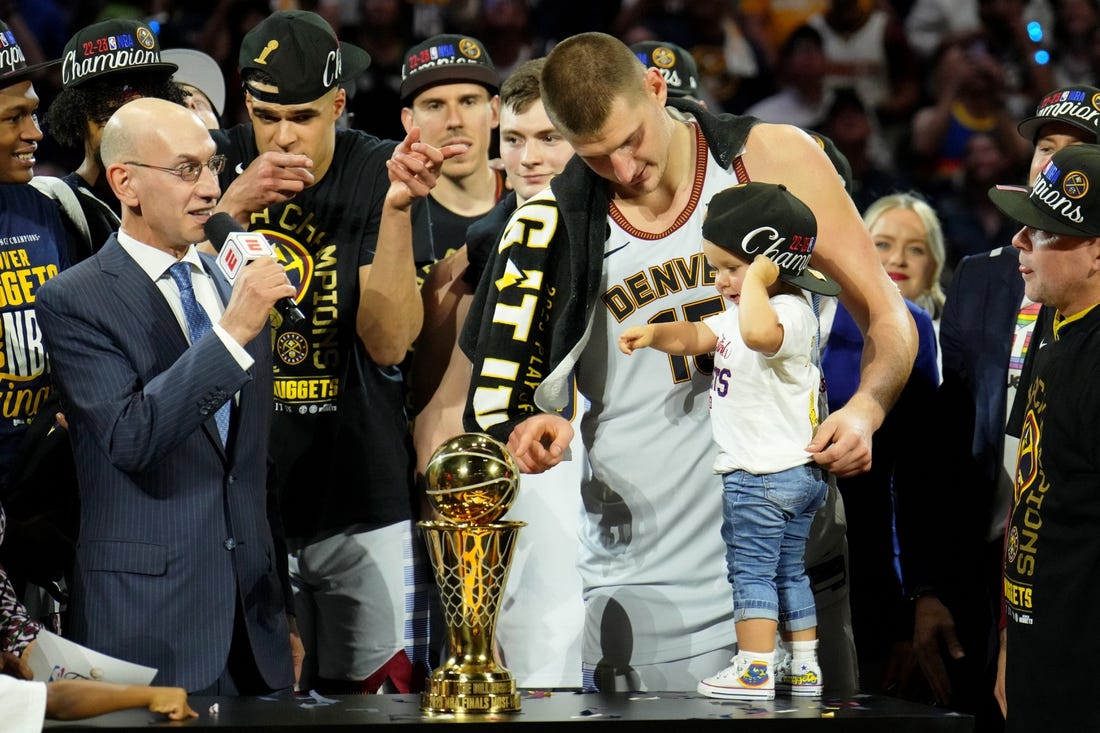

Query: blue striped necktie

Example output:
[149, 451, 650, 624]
[168, 261, 230, 445]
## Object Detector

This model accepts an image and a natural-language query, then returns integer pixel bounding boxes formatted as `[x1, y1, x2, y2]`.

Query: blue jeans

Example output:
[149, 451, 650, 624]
[722, 464, 828, 631]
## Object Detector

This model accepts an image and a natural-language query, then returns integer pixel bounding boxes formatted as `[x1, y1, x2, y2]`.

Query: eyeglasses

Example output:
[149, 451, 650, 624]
[124, 154, 227, 183]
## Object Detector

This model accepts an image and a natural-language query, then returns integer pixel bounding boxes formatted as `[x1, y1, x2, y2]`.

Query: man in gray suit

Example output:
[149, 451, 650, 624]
[35, 97, 301, 695]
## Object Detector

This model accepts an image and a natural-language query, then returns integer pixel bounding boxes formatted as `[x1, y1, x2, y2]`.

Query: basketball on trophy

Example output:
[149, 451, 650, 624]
[424, 432, 520, 524]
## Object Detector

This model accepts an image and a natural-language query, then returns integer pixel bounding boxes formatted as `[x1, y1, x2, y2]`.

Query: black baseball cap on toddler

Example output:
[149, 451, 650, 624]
[60, 19, 177, 89]
[0, 20, 60, 87]
[1017, 85, 1100, 144]
[702, 182, 841, 296]
[988, 143, 1100, 237]
[630, 40, 700, 100]
[400, 34, 498, 104]
[239, 10, 371, 105]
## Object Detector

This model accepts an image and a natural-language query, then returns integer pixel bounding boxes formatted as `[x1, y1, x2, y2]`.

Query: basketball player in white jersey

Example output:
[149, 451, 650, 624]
[461, 32, 916, 692]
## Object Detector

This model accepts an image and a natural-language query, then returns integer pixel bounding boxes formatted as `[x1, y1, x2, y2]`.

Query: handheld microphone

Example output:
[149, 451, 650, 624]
[204, 212, 305, 325]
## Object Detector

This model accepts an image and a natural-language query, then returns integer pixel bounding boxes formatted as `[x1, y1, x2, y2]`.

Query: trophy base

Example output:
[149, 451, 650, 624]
[421, 677, 521, 714]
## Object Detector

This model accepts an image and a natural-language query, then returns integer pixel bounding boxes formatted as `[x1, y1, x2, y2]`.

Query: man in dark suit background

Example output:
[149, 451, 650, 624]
[34, 97, 298, 695]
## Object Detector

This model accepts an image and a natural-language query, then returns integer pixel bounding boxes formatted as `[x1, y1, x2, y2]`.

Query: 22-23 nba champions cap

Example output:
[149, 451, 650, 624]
[60, 19, 177, 88]
[400, 34, 498, 104]
[989, 144, 1100, 237]
[703, 182, 841, 296]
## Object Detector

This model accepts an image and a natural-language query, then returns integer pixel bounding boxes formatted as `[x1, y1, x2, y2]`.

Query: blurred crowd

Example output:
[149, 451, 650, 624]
[10, 0, 1096, 288]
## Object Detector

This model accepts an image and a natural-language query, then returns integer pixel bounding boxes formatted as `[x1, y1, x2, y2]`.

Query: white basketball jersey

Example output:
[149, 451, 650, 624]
[575, 123, 746, 667]
[497, 398, 586, 688]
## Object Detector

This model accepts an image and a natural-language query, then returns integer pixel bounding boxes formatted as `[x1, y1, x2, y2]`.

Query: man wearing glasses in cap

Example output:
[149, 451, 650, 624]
[209, 10, 462, 695]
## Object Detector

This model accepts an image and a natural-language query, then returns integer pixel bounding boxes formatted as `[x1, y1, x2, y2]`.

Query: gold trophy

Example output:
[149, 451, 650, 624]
[419, 432, 525, 714]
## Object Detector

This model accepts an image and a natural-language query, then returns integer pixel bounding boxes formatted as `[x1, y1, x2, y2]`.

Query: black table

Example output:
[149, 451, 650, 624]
[45, 690, 973, 731]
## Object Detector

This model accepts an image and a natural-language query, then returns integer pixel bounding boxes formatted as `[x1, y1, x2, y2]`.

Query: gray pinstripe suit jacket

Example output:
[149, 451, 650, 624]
[36, 235, 293, 692]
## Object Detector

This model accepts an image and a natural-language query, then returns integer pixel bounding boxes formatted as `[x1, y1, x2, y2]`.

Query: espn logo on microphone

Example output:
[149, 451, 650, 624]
[216, 231, 274, 282]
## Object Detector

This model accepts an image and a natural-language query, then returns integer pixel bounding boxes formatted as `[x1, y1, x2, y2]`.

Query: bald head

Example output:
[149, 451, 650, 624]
[101, 96, 221, 254]
[101, 97, 207, 168]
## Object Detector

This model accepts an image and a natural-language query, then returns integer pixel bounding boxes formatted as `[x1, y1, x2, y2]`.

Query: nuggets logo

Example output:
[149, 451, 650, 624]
[1006, 525, 1019, 563]
[135, 27, 155, 50]
[1015, 411, 1039, 501]
[254, 229, 312, 302]
[277, 332, 308, 366]
[1063, 171, 1089, 199]
[458, 38, 482, 60]
[1093, 92, 1100, 111]
[650, 46, 676, 69]
[740, 662, 771, 687]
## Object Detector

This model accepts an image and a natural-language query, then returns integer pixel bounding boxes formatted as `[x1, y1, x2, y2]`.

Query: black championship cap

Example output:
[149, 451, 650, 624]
[239, 10, 371, 105]
[400, 34, 498, 104]
[60, 18, 177, 89]
[0, 20, 60, 87]
[1018, 85, 1100, 144]
[630, 40, 700, 100]
[703, 182, 841, 296]
[989, 143, 1100, 237]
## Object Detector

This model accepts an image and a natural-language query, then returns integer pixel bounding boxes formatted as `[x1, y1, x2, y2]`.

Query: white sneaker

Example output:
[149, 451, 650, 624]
[774, 646, 823, 697]
[697, 655, 775, 700]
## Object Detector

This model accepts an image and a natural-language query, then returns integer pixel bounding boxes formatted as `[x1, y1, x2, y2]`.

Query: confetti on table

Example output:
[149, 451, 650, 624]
[297, 689, 340, 709]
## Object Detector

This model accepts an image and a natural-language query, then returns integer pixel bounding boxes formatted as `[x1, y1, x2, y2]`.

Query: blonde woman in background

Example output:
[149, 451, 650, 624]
[864, 193, 947, 332]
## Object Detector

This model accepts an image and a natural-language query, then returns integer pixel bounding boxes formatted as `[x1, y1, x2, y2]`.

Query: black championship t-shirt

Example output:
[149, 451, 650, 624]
[216, 126, 414, 541]
[462, 191, 516, 289]
[411, 168, 507, 279]
[1003, 304, 1100, 730]
[54, 173, 120, 263]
